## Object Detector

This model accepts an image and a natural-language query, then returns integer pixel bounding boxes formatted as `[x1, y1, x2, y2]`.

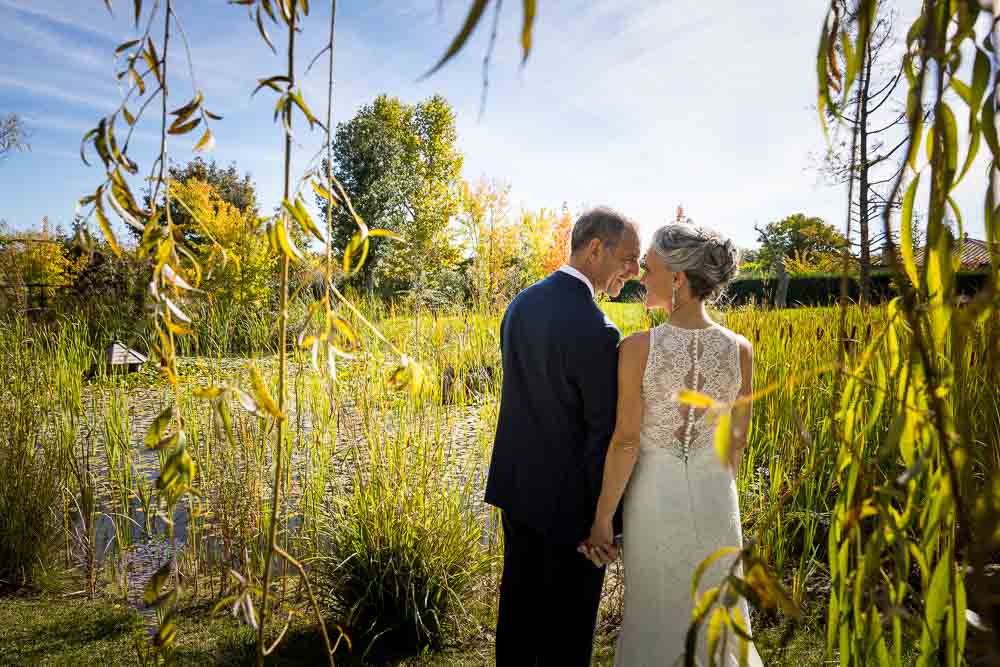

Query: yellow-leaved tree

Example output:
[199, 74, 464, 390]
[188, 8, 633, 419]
[168, 178, 275, 309]
[0, 218, 83, 311]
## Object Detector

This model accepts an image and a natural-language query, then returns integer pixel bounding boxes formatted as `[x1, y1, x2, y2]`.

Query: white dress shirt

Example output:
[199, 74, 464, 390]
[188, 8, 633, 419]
[558, 264, 595, 299]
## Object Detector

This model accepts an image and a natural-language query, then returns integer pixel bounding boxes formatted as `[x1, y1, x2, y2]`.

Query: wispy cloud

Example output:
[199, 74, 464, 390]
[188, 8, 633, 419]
[0, 74, 117, 111]
[0, 0, 119, 42]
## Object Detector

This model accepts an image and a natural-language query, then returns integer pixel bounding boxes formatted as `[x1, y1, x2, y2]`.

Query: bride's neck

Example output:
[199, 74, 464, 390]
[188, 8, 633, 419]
[667, 299, 711, 329]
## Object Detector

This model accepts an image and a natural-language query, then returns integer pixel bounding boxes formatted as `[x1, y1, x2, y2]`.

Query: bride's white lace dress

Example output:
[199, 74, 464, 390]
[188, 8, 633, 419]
[615, 322, 763, 666]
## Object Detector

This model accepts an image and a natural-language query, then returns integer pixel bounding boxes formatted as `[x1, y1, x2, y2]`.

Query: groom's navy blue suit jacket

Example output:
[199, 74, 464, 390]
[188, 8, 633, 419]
[485, 271, 622, 545]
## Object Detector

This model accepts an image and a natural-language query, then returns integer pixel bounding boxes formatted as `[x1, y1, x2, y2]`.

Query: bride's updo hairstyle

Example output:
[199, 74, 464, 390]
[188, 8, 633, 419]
[652, 223, 739, 301]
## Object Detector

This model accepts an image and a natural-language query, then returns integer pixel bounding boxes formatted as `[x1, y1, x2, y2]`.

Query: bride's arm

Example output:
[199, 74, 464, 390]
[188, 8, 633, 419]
[730, 339, 754, 477]
[581, 332, 648, 563]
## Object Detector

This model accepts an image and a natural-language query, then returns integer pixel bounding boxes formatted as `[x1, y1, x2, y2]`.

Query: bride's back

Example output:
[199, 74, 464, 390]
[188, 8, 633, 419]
[639, 321, 745, 463]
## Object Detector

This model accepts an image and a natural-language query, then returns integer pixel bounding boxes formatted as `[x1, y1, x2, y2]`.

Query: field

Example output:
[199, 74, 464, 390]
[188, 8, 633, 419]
[0, 299, 997, 665]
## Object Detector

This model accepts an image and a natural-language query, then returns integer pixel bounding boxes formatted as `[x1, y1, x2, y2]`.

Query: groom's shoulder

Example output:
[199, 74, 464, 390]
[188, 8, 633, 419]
[509, 273, 570, 311]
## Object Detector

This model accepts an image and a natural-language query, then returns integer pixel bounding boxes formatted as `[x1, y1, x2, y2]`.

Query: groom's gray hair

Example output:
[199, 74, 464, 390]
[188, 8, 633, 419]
[570, 207, 639, 254]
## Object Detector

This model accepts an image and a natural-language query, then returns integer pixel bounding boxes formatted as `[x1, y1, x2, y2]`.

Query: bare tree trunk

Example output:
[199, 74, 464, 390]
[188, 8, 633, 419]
[775, 255, 790, 309]
[858, 44, 874, 306]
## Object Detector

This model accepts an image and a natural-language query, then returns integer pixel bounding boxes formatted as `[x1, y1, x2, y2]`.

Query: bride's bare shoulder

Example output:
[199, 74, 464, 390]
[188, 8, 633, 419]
[618, 331, 651, 365]
[716, 323, 752, 353]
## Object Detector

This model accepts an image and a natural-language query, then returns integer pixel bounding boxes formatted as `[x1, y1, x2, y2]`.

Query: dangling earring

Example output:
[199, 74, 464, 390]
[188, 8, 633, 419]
[671, 281, 678, 314]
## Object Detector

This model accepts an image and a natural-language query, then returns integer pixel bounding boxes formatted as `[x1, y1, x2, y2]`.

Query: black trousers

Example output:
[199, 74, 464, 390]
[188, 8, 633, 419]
[496, 511, 606, 666]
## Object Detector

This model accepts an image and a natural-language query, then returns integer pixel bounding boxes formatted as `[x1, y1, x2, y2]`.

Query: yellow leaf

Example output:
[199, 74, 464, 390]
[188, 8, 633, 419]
[95, 192, 123, 258]
[193, 386, 225, 401]
[249, 363, 284, 420]
[275, 218, 304, 262]
[714, 411, 733, 469]
[193, 128, 215, 153]
[311, 180, 339, 206]
[387, 356, 426, 395]
[676, 389, 715, 409]
[707, 607, 727, 663]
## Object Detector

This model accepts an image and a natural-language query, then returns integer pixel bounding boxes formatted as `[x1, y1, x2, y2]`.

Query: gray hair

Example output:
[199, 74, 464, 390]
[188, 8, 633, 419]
[652, 223, 739, 300]
[570, 207, 639, 254]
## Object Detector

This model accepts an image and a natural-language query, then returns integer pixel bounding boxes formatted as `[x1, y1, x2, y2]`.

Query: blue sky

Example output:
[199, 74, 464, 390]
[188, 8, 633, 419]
[0, 0, 990, 249]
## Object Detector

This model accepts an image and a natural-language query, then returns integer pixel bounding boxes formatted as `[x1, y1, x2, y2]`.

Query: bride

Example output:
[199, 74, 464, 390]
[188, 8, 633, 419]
[580, 223, 763, 666]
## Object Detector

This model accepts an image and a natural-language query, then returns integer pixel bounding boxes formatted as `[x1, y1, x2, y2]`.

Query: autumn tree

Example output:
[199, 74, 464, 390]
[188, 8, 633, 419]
[541, 205, 573, 275]
[139, 158, 259, 245]
[319, 94, 464, 293]
[168, 177, 275, 308]
[0, 218, 80, 309]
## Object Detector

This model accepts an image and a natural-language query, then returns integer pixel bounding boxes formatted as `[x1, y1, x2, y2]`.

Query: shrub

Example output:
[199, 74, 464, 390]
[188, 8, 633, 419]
[318, 426, 492, 656]
[724, 270, 989, 307]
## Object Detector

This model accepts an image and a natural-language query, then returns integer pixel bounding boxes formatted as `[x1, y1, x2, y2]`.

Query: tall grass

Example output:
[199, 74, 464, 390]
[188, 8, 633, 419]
[2, 298, 997, 658]
[0, 319, 90, 592]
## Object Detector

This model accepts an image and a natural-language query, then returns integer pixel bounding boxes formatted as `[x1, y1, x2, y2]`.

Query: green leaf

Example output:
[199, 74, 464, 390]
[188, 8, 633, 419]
[422, 0, 490, 79]
[954, 118, 980, 187]
[816, 14, 832, 135]
[982, 89, 999, 159]
[290, 89, 321, 128]
[950, 78, 971, 106]
[153, 613, 177, 648]
[168, 116, 202, 135]
[937, 101, 959, 177]
[115, 39, 140, 56]
[342, 231, 369, 277]
[169, 91, 203, 120]
[253, 75, 291, 97]
[907, 88, 924, 170]
[971, 48, 989, 114]
[143, 561, 172, 606]
[900, 172, 921, 288]
[925, 556, 952, 650]
[255, 6, 276, 53]
[144, 406, 174, 448]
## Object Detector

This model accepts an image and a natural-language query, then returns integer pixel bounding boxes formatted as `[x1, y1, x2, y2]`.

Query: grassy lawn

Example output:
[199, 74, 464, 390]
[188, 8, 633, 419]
[0, 592, 835, 666]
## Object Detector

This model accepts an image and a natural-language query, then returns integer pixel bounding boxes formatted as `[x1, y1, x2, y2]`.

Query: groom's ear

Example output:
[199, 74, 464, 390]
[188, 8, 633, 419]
[586, 237, 604, 260]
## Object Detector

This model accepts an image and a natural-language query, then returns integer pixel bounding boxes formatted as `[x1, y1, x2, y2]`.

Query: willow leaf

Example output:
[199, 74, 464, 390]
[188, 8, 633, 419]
[900, 173, 921, 288]
[520, 0, 536, 65]
[422, 0, 490, 79]
[95, 193, 123, 258]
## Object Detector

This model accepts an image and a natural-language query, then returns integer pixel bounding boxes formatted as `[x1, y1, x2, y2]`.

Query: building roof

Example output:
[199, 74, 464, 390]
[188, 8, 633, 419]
[894, 235, 994, 269]
[106, 341, 148, 365]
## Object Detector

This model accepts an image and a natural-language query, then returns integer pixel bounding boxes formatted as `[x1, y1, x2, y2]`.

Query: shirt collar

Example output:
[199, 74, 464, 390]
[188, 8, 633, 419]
[558, 264, 595, 299]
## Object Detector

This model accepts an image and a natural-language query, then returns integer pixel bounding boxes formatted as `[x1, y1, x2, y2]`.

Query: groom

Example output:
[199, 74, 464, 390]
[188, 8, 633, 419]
[485, 207, 641, 665]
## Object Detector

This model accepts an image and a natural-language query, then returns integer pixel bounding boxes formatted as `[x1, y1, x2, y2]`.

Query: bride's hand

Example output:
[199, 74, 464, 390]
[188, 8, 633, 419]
[578, 516, 617, 567]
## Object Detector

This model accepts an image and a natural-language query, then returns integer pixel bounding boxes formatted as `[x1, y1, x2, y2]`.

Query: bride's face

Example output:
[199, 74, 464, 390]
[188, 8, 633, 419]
[640, 250, 675, 311]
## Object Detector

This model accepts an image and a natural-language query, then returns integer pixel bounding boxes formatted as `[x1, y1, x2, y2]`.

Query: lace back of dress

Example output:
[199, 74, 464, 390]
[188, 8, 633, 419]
[641, 324, 742, 461]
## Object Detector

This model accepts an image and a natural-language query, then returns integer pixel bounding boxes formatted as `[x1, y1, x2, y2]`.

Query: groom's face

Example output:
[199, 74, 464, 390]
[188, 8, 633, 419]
[596, 228, 641, 298]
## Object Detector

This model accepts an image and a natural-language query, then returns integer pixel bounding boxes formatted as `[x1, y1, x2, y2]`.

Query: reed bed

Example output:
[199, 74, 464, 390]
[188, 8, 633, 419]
[1, 299, 997, 658]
